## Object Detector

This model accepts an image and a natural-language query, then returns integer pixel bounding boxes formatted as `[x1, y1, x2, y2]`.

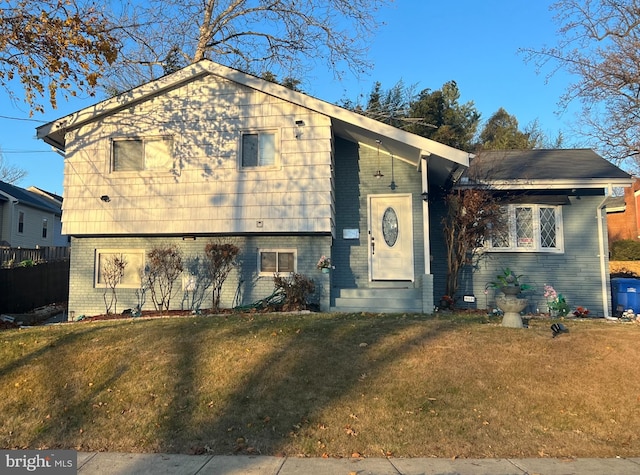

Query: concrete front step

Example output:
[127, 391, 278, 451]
[331, 287, 424, 313]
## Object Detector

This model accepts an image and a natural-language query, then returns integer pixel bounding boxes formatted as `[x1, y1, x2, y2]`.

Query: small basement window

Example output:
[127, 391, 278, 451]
[258, 249, 296, 275]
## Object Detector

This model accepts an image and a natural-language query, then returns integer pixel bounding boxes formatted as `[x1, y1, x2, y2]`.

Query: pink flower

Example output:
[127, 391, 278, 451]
[543, 284, 557, 300]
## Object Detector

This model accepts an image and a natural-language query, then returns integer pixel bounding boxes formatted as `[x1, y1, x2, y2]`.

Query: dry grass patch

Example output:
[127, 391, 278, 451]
[0, 312, 638, 458]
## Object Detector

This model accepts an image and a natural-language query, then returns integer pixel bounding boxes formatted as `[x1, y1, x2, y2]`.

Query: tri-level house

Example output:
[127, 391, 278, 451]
[37, 60, 632, 318]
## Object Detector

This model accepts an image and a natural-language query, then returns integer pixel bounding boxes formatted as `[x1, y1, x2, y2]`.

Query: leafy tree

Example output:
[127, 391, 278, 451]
[0, 150, 27, 184]
[101, 0, 391, 93]
[344, 80, 481, 150]
[0, 0, 118, 112]
[520, 0, 640, 170]
[261, 72, 303, 92]
[362, 80, 415, 129]
[408, 81, 481, 150]
[477, 108, 542, 150]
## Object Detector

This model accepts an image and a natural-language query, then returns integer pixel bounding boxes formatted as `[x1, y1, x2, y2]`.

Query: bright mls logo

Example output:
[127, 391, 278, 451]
[1, 450, 76, 474]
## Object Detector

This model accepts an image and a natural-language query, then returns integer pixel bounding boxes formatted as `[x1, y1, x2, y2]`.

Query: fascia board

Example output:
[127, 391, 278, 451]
[459, 178, 634, 190]
[0, 190, 16, 203]
[36, 62, 212, 144]
[37, 59, 471, 167]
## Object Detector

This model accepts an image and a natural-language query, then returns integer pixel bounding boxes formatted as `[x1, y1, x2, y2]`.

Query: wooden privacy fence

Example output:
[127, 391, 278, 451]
[0, 260, 70, 314]
[1, 246, 69, 267]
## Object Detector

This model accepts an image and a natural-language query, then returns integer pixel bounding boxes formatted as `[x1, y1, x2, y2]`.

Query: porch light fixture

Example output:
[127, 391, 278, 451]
[374, 139, 384, 178]
[421, 192, 429, 201]
[388, 153, 396, 190]
[100, 195, 110, 202]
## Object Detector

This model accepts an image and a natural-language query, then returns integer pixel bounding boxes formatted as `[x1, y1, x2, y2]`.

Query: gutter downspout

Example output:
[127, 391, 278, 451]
[597, 188, 611, 318]
[421, 155, 430, 275]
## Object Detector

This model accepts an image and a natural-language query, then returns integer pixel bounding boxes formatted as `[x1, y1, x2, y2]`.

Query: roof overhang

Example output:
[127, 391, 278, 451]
[37, 60, 471, 177]
[606, 204, 626, 213]
[456, 178, 634, 190]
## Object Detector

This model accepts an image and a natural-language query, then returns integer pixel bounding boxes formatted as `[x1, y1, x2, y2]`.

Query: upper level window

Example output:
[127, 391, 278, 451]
[487, 204, 563, 253]
[42, 218, 48, 239]
[18, 211, 24, 233]
[112, 136, 173, 172]
[241, 131, 276, 168]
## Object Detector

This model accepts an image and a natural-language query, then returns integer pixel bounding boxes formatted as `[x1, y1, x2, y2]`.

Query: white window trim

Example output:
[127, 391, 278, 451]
[110, 135, 174, 173]
[486, 204, 564, 253]
[257, 248, 297, 276]
[239, 129, 280, 170]
[95, 249, 146, 289]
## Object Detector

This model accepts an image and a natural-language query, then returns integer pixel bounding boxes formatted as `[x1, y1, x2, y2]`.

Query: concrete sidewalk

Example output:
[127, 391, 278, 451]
[77, 452, 640, 474]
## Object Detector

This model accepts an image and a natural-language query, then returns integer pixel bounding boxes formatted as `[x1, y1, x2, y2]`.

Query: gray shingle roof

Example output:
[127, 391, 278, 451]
[605, 195, 626, 212]
[0, 181, 61, 215]
[466, 149, 631, 183]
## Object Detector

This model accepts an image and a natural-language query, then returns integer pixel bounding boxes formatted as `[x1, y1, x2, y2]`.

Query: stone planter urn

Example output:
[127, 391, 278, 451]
[496, 287, 528, 328]
[488, 269, 532, 328]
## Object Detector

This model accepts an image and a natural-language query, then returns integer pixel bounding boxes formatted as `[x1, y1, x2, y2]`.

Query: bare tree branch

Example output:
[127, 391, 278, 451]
[519, 0, 640, 171]
[102, 0, 391, 94]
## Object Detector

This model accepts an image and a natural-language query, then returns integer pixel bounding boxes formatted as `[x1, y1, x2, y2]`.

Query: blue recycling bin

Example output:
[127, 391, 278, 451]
[611, 278, 640, 314]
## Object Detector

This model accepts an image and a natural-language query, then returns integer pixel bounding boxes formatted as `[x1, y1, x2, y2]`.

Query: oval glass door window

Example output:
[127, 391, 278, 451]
[382, 207, 399, 247]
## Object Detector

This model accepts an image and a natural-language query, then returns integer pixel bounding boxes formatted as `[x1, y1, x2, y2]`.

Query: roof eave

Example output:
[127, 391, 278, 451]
[458, 178, 634, 190]
[37, 60, 471, 166]
[36, 62, 212, 150]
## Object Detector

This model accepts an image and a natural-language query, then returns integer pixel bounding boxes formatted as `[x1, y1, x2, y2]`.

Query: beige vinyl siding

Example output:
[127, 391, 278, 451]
[61, 75, 333, 235]
[5, 203, 56, 248]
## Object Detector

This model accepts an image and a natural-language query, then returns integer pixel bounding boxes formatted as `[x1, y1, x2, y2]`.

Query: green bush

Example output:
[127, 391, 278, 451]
[611, 240, 640, 261]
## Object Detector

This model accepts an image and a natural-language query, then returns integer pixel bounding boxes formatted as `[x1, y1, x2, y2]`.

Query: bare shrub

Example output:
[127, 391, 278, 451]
[442, 189, 505, 299]
[101, 254, 127, 314]
[146, 245, 184, 311]
[273, 273, 315, 311]
[182, 255, 213, 312]
[204, 240, 240, 312]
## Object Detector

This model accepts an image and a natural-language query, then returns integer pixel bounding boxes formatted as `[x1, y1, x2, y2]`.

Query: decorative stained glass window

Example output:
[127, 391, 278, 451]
[489, 204, 562, 253]
[382, 207, 399, 247]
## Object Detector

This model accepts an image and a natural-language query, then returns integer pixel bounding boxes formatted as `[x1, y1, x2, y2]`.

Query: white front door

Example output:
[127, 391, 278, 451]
[368, 194, 414, 281]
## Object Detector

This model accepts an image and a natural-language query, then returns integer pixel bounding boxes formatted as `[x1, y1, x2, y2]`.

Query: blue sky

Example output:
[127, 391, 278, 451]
[0, 0, 579, 195]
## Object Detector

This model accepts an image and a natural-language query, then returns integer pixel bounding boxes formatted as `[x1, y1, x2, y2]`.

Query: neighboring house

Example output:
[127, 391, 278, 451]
[26, 186, 69, 247]
[36, 60, 632, 318]
[605, 176, 640, 246]
[0, 181, 65, 249]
